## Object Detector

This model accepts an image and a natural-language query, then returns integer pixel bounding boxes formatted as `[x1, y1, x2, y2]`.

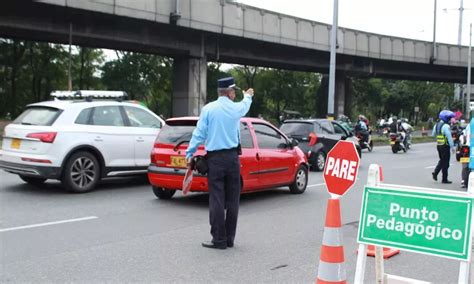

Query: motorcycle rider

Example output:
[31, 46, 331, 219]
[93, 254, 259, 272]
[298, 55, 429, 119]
[389, 116, 399, 136]
[399, 118, 414, 148]
[431, 110, 455, 184]
[337, 114, 353, 133]
[355, 114, 369, 147]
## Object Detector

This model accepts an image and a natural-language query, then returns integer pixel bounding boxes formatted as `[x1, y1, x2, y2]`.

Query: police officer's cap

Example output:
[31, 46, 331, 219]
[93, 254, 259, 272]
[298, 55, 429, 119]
[218, 77, 240, 90]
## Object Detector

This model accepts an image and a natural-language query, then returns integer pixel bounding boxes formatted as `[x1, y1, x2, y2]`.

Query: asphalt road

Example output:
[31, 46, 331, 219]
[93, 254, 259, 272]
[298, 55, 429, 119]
[0, 142, 471, 283]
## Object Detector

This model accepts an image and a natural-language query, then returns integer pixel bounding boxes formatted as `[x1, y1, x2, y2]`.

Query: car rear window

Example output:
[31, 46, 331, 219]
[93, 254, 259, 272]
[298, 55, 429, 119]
[280, 122, 313, 136]
[12, 106, 61, 126]
[157, 120, 197, 143]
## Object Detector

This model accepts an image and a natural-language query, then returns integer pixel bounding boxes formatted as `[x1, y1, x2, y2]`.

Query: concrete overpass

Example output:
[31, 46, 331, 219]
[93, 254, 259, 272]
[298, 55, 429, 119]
[0, 0, 472, 116]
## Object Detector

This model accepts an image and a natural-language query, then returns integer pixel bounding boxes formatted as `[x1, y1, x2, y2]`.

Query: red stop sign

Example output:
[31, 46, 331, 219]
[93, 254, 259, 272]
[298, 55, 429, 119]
[323, 140, 360, 196]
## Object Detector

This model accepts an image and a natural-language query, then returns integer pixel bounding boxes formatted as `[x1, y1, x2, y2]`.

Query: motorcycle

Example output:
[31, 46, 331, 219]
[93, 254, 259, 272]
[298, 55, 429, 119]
[389, 132, 407, 154]
[355, 130, 373, 152]
[376, 123, 390, 137]
[453, 126, 465, 161]
[459, 134, 470, 189]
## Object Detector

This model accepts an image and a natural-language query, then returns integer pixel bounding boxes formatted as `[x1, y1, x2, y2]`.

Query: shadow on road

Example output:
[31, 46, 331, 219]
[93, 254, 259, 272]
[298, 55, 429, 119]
[154, 188, 295, 209]
[2, 175, 150, 195]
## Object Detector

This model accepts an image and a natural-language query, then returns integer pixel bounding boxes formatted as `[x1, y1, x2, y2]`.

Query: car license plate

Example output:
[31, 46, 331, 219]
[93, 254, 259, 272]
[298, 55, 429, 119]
[11, 138, 21, 149]
[170, 156, 186, 168]
[460, 157, 469, 164]
[390, 141, 395, 145]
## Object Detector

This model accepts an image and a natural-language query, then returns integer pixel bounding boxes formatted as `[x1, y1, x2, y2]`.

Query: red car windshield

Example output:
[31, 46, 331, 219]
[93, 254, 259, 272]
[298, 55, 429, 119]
[157, 120, 197, 144]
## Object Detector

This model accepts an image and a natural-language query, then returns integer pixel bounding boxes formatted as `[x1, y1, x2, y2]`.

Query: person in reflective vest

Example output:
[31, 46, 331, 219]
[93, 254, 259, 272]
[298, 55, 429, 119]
[431, 110, 455, 184]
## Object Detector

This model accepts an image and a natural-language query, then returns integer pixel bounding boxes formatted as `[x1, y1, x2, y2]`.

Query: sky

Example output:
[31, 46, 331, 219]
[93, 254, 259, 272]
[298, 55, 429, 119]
[238, 0, 473, 46]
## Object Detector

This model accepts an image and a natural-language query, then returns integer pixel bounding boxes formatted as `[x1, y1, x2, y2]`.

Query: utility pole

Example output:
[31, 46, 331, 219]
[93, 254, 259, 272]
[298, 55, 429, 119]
[327, 0, 338, 119]
[466, 23, 472, 120]
[68, 23, 73, 91]
[457, 0, 464, 116]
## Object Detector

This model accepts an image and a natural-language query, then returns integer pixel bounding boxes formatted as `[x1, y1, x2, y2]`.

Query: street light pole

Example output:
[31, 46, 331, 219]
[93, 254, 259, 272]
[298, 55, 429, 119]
[327, 0, 338, 118]
[431, 0, 437, 63]
[458, 0, 464, 45]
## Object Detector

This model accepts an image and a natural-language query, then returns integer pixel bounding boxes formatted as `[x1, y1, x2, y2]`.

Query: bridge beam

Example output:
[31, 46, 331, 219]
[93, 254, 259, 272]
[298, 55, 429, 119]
[172, 57, 207, 116]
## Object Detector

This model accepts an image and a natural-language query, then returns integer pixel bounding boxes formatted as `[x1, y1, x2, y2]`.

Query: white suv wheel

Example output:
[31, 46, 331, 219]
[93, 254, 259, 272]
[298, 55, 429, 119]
[62, 151, 100, 193]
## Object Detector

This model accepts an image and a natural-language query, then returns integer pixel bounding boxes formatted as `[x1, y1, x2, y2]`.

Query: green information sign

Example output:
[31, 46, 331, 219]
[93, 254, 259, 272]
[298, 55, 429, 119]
[358, 186, 474, 260]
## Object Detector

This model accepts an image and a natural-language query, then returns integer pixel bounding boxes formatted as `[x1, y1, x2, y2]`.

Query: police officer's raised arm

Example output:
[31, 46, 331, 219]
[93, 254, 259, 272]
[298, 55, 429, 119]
[234, 88, 254, 117]
[186, 108, 209, 161]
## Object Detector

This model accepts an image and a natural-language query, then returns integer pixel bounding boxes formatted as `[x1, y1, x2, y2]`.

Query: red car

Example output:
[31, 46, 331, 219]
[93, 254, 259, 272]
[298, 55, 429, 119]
[148, 117, 309, 199]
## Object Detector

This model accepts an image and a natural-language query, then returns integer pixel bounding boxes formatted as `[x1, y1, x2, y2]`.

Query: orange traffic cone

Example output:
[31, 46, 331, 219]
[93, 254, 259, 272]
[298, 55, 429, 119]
[365, 245, 400, 259]
[316, 198, 346, 284]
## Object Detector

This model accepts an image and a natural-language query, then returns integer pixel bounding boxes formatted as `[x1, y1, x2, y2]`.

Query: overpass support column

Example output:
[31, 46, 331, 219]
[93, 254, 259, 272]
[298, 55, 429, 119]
[172, 57, 207, 116]
[319, 72, 352, 118]
[334, 72, 352, 118]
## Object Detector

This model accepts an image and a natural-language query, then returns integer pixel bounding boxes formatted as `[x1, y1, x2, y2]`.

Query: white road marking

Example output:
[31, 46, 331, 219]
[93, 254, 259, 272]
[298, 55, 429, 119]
[0, 216, 98, 233]
[425, 164, 452, 169]
[307, 183, 325, 188]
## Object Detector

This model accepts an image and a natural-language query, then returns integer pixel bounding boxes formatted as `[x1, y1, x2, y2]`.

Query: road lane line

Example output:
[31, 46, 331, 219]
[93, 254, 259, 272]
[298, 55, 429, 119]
[0, 216, 98, 232]
[425, 164, 452, 169]
[308, 183, 325, 188]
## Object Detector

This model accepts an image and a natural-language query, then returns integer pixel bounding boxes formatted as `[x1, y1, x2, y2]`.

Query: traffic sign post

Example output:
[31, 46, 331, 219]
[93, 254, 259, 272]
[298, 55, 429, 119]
[354, 164, 474, 284]
[323, 140, 360, 198]
[316, 141, 360, 283]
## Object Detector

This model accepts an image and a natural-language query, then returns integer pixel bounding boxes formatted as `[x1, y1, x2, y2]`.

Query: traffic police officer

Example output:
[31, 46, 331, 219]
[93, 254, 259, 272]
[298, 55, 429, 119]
[186, 77, 254, 249]
[432, 110, 455, 184]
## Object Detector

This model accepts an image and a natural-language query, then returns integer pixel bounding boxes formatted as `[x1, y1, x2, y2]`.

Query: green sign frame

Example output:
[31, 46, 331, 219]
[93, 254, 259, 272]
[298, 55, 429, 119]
[358, 185, 474, 261]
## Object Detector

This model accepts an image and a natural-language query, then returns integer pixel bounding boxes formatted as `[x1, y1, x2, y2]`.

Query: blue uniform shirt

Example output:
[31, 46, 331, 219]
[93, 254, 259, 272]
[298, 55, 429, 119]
[185, 94, 253, 159]
[432, 122, 454, 148]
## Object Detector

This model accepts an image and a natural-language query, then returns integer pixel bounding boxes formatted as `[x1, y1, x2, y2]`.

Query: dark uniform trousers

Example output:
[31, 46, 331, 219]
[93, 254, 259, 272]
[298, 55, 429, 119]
[434, 145, 450, 182]
[207, 150, 241, 246]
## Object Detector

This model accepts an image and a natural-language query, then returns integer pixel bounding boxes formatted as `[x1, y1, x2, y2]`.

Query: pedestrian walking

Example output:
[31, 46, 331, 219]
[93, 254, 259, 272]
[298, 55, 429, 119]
[432, 110, 455, 184]
[185, 77, 254, 250]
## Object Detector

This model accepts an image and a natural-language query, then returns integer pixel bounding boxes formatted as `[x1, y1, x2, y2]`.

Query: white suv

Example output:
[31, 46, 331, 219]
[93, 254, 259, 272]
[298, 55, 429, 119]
[0, 91, 164, 193]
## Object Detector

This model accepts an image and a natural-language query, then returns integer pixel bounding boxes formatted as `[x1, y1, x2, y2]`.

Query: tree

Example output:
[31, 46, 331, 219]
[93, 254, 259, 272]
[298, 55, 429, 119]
[101, 52, 173, 117]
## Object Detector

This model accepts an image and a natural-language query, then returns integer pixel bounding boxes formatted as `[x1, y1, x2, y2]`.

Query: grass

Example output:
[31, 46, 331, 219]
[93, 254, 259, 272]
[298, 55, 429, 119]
[372, 135, 435, 146]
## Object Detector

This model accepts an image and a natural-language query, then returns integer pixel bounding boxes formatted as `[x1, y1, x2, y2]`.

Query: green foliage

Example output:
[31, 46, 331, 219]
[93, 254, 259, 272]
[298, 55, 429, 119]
[351, 78, 455, 124]
[0, 39, 104, 118]
[230, 66, 320, 122]
[0, 39, 459, 126]
[101, 51, 173, 117]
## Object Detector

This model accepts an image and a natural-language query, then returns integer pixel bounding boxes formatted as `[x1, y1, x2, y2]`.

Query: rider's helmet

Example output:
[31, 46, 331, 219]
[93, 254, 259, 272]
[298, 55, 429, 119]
[439, 110, 455, 123]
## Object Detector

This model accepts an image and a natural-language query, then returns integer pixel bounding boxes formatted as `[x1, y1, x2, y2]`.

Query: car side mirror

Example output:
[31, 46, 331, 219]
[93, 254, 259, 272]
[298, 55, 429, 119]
[290, 138, 299, 148]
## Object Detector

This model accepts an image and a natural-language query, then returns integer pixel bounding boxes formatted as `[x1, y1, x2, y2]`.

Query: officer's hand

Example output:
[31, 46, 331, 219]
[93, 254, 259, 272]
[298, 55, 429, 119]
[244, 88, 254, 97]
[186, 157, 192, 168]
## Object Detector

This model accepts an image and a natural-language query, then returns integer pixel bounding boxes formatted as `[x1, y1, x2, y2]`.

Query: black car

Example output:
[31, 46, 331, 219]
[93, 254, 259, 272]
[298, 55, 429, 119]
[280, 119, 362, 171]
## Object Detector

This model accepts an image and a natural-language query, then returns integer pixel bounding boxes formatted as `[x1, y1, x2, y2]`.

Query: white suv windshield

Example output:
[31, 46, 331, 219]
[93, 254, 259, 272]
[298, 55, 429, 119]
[13, 107, 61, 126]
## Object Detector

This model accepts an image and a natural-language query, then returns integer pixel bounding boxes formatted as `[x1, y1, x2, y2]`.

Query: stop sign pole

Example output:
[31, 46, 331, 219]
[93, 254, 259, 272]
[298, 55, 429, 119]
[316, 141, 360, 283]
[323, 140, 361, 198]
